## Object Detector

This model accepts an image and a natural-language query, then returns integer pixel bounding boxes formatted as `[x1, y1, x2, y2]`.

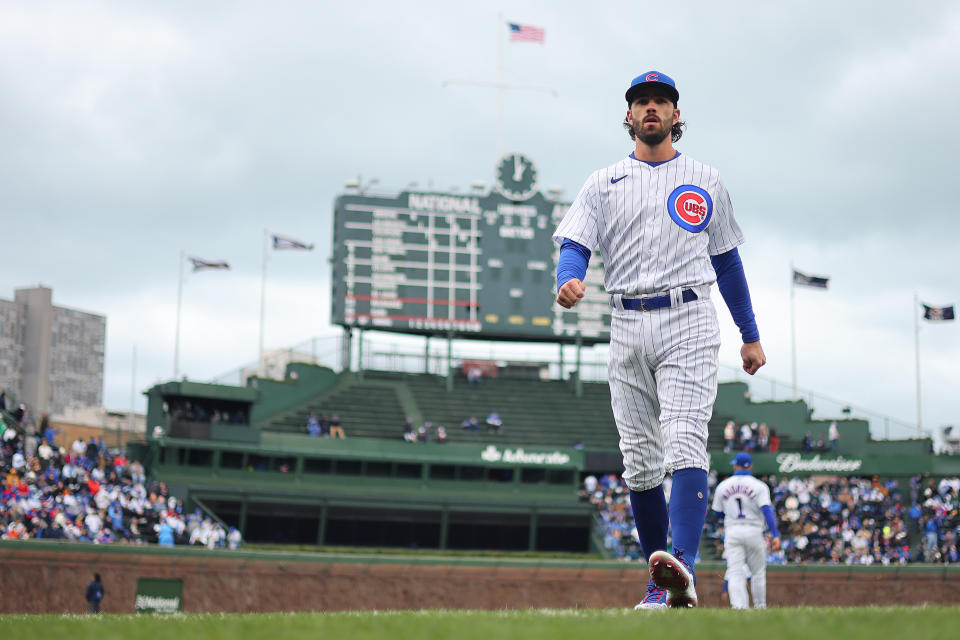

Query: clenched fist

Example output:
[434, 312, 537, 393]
[556, 278, 586, 309]
[741, 341, 766, 375]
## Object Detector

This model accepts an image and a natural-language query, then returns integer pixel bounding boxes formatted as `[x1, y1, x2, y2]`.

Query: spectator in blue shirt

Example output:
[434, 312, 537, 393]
[157, 522, 175, 547]
[306, 413, 321, 437]
[40, 413, 57, 446]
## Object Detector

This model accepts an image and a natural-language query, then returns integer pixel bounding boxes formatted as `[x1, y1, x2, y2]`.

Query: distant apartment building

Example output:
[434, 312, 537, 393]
[0, 286, 106, 416]
[239, 347, 320, 383]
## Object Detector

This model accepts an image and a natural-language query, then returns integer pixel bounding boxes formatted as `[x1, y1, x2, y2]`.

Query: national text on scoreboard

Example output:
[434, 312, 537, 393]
[330, 155, 611, 344]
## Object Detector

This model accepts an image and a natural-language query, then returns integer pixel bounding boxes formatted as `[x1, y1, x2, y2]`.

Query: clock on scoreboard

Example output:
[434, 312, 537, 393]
[330, 155, 611, 344]
[494, 153, 539, 201]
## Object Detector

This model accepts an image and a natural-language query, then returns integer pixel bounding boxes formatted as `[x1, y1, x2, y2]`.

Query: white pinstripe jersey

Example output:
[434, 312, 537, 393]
[553, 154, 744, 295]
[712, 474, 772, 531]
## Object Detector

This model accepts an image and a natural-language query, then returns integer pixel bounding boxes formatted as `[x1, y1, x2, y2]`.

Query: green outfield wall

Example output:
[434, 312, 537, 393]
[136, 431, 960, 554]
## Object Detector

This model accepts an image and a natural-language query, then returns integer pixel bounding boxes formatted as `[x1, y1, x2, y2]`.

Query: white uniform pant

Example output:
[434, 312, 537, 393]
[725, 526, 767, 609]
[608, 294, 720, 492]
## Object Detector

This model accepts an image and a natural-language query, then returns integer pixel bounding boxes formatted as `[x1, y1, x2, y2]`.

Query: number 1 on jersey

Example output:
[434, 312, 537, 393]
[735, 497, 745, 518]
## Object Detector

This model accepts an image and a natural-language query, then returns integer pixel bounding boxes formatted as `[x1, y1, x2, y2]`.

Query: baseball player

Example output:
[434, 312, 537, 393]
[554, 71, 766, 609]
[712, 452, 780, 609]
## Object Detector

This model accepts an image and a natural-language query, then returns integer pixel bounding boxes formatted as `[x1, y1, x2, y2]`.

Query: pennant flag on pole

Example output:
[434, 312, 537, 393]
[188, 257, 230, 271]
[922, 303, 955, 321]
[271, 234, 314, 251]
[508, 22, 545, 43]
[793, 269, 829, 289]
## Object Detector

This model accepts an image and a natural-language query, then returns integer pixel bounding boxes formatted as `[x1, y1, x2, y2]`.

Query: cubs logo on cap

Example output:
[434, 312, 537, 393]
[731, 452, 753, 468]
[667, 185, 712, 233]
[626, 70, 679, 105]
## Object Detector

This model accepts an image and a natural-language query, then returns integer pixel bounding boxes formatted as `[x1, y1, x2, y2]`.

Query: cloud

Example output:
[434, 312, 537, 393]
[78, 264, 332, 412]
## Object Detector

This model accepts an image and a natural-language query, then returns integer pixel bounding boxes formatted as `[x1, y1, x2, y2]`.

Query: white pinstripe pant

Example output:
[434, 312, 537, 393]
[607, 294, 720, 492]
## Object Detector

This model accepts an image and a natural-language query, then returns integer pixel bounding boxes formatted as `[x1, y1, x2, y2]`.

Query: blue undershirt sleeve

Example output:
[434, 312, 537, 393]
[760, 505, 780, 538]
[712, 510, 725, 520]
[557, 238, 591, 290]
[710, 247, 760, 343]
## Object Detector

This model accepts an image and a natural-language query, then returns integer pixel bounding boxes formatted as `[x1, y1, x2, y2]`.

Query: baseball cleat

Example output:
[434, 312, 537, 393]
[633, 581, 667, 610]
[648, 550, 698, 608]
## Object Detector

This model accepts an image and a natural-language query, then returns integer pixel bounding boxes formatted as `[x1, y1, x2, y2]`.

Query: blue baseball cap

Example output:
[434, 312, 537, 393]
[625, 71, 679, 105]
[731, 452, 753, 468]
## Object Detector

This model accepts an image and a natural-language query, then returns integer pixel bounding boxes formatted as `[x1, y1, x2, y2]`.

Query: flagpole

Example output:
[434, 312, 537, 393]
[441, 20, 554, 158]
[497, 12, 504, 159]
[129, 345, 137, 433]
[174, 250, 184, 379]
[258, 229, 269, 377]
[914, 291, 922, 437]
[790, 263, 798, 400]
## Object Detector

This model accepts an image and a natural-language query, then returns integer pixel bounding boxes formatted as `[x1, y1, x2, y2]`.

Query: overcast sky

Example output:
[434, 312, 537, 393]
[1, 1, 957, 443]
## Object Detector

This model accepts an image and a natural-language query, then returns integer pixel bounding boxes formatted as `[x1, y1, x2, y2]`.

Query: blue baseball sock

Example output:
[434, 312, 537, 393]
[628, 485, 668, 562]
[669, 468, 709, 577]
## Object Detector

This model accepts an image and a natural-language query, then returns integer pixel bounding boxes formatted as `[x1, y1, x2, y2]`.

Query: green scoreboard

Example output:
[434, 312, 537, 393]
[331, 154, 611, 344]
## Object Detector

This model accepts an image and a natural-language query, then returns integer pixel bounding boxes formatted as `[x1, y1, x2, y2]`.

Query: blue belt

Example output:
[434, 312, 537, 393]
[618, 288, 698, 311]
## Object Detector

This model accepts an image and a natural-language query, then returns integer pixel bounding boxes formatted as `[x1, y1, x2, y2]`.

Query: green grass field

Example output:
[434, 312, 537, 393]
[2, 608, 959, 640]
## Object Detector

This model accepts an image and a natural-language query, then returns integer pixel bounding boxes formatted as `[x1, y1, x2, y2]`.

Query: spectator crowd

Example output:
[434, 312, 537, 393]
[397, 411, 505, 444]
[583, 472, 960, 565]
[580, 473, 664, 561]
[304, 412, 346, 438]
[709, 474, 912, 565]
[913, 475, 960, 564]
[723, 420, 780, 454]
[1, 410, 241, 550]
[402, 417, 447, 444]
[722, 420, 845, 455]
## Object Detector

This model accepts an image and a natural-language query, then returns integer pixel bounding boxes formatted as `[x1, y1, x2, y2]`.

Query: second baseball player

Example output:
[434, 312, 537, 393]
[712, 452, 781, 609]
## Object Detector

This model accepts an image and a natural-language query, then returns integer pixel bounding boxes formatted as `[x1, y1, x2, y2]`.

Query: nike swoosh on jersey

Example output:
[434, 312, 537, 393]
[610, 175, 627, 184]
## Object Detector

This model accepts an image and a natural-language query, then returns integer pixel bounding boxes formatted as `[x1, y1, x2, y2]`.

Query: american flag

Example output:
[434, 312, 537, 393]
[188, 257, 230, 272]
[508, 22, 545, 43]
[272, 234, 314, 251]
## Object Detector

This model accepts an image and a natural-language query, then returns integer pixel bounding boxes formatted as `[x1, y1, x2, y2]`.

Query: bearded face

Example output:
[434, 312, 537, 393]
[633, 115, 672, 145]
[628, 94, 677, 146]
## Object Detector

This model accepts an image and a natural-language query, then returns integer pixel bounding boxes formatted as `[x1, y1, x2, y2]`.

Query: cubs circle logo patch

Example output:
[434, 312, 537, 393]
[667, 185, 713, 233]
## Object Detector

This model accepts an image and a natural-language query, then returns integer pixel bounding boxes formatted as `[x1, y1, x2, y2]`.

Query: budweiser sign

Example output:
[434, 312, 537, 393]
[480, 445, 571, 466]
[776, 453, 863, 473]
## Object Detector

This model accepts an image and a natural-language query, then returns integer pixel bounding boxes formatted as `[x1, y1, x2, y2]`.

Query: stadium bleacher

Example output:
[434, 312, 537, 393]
[259, 368, 808, 454]
[399, 372, 616, 448]
[263, 377, 407, 440]
[0, 417, 239, 548]
[263, 370, 621, 448]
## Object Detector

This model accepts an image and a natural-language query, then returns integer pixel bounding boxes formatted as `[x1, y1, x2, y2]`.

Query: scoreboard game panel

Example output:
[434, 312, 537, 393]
[331, 155, 610, 344]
